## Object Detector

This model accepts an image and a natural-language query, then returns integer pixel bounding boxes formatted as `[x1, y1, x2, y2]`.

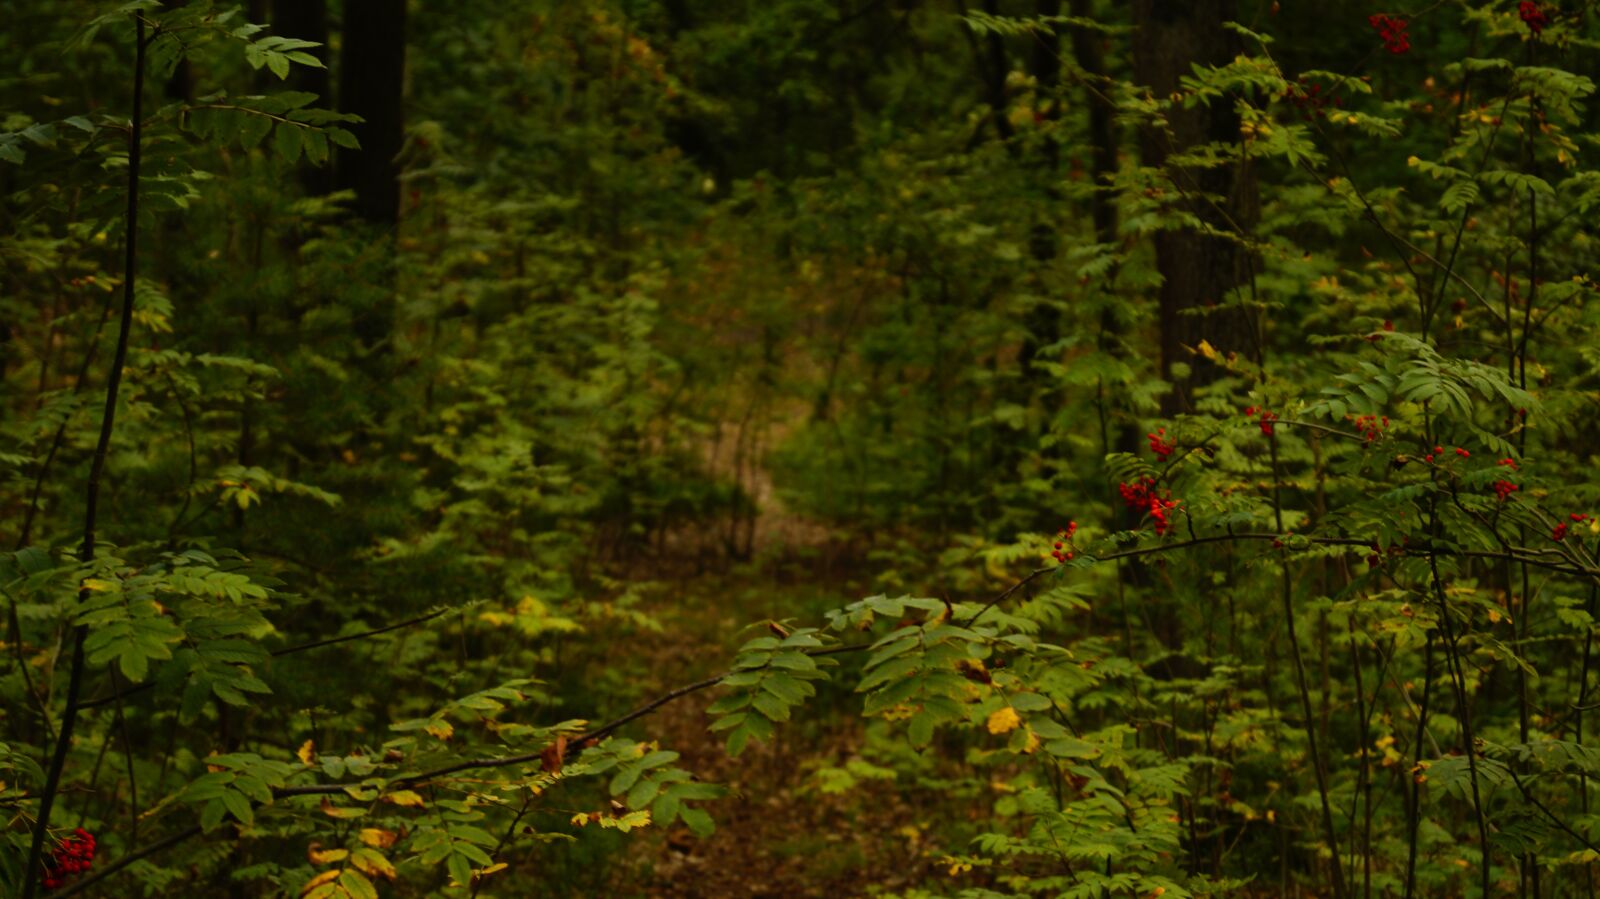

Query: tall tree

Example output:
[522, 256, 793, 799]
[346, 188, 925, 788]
[275, 0, 333, 193]
[1132, 0, 1259, 414]
[335, 0, 406, 224]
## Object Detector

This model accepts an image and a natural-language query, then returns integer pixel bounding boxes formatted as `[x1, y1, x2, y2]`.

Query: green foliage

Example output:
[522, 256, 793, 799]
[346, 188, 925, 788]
[6, 0, 1600, 897]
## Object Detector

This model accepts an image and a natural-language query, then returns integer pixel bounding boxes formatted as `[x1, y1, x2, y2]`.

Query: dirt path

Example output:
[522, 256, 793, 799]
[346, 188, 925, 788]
[601, 583, 941, 898]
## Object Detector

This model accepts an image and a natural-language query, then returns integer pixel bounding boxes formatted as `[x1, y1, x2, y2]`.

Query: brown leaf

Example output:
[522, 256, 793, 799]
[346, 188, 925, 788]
[540, 735, 567, 775]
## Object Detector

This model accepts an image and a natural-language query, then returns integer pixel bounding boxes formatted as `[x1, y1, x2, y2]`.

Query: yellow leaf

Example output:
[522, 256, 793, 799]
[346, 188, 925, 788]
[1196, 339, 1218, 361]
[297, 740, 316, 766]
[986, 707, 1021, 735]
[1022, 727, 1041, 755]
[300, 870, 340, 895]
[424, 720, 454, 740]
[476, 863, 508, 878]
[359, 828, 398, 849]
[383, 789, 426, 808]
[571, 812, 591, 828]
[308, 846, 348, 865]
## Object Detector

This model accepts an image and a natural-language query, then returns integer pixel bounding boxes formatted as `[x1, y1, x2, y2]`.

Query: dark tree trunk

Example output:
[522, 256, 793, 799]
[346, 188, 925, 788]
[1020, 0, 1062, 382]
[336, 0, 406, 225]
[957, 0, 1017, 150]
[1071, 0, 1118, 268]
[335, 0, 406, 358]
[1132, 0, 1259, 414]
[275, 0, 333, 194]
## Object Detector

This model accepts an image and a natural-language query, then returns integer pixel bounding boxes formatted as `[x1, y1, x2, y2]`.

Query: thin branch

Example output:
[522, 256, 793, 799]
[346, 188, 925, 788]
[50, 825, 203, 899]
[21, 17, 146, 898]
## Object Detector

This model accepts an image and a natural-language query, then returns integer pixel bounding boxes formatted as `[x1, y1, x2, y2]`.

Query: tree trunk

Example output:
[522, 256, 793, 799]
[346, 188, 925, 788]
[335, 0, 406, 357]
[1020, 0, 1062, 382]
[275, 0, 333, 194]
[336, 0, 406, 225]
[1132, 0, 1259, 414]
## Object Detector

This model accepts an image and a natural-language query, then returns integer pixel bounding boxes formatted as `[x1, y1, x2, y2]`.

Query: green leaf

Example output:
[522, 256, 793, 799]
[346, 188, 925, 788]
[681, 806, 715, 837]
[238, 114, 272, 149]
[752, 691, 791, 721]
[274, 124, 302, 162]
[304, 129, 329, 166]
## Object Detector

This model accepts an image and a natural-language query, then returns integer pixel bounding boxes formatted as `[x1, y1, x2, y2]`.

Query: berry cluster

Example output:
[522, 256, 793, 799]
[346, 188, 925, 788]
[1520, 1, 1549, 34]
[1283, 77, 1346, 121]
[1554, 513, 1590, 542]
[1244, 406, 1278, 436]
[1421, 445, 1470, 464]
[1051, 521, 1078, 563]
[1492, 480, 1519, 502]
[1147, 427, 1175, 461]
[1352, 414, 1389, 443]
[1120, 479, 1181, 536]
[40, 829, 96, 891]
[1369, 13, 1411, 54]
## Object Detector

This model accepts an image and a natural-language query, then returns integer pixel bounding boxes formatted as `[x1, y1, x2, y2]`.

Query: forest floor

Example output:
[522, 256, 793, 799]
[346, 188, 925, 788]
[604, 583, 925, 898]
[597, 468, 959, 897]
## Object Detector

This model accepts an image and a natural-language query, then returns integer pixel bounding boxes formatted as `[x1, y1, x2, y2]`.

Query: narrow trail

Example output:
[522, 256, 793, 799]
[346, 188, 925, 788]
[600, 449, 945, 897]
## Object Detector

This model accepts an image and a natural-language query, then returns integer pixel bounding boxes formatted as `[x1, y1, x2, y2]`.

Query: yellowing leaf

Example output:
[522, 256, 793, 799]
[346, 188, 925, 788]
[986, 707, 1021, 735]
[571, 812, 592, 828]
[476, 863, 508, 878]
[300, 870, 340, 895]
[350, 847, 397, 879]
[319, 798, 366, 819]
[297, 740, 316, 766]
[1196, 339, 1219, 361]
[424, 720, 454, 740]
[359, 828, 398, 849]
[383, 789, 426, 808]
[308, 846, 348, 865]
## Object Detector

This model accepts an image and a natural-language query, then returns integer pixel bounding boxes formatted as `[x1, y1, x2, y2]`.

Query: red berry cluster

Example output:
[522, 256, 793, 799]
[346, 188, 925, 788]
[1244, 406, 1278, 436]
[41, 829, 96, 891]
[1520, 1, 1549, 34]
[1147, 427, 1175, 461]
[1554, 513, 1590, 542]
[1421, 444, 1468, 464]
[1492, 480, 1519, 501]
[1369, 13, 1411, 54]
[1120, 478, 1181, 536]
[1283, 77, 1346, 120]
[1352, 414, 1389, 443]
[1051, 521, 1079, 563]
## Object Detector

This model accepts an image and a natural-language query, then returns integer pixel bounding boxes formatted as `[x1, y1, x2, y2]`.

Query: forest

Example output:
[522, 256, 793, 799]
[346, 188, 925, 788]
[3, 0, 1600, 896]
